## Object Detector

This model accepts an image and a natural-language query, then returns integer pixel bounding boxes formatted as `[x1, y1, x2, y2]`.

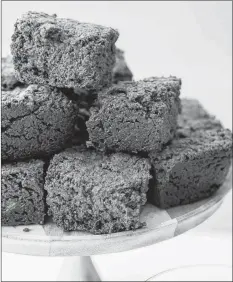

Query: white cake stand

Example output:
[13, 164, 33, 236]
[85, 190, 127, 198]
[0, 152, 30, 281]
[2, 171, 232, 281]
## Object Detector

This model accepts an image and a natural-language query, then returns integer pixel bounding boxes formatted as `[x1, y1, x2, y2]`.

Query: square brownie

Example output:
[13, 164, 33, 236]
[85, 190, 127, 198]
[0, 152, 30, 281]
[2, 159, 45, 226]
[45, 146, 151, 234]
[11, 12, 119, 91]
[87, 76, 181, 154]
[148, 128, 232, 208]
[177, 98, 223, 137]
[2, 85, 78, 161]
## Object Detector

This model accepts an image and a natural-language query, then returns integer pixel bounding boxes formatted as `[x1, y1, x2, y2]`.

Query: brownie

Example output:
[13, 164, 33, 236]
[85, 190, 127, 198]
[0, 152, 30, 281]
[180, 98, 211, 119]
[113, 48, 133, 83]
[177, 98, 223, 137]
[2, 85, 78, 161]
[148, 128, 232, 208]
[45, 146, 151, 234]
[1, 159, 45, 226]
[86, 76, 181, 154]
[11, 12, 119, 91]
[2, 56, 24, 90]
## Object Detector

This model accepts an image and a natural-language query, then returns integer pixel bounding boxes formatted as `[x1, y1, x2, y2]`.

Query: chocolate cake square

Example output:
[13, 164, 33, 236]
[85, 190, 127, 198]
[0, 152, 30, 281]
[87, 77, 181, 154]
[177, 98, 223, 138]
[2, 159, 45, 226]
[45, 146, 151, 234]
[148, 129, 232, 208]
[11, 12, 119, 91]
[2, 85, 78, 161]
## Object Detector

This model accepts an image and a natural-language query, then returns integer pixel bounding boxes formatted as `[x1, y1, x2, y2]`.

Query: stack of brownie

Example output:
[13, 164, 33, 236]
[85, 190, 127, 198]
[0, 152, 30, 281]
[1, 12, 232, 234]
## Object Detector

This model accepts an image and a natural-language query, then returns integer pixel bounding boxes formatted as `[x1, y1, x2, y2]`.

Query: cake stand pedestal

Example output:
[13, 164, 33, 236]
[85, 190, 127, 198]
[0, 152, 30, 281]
[56, 256, 101, 281]
[2, 171, 232, 281]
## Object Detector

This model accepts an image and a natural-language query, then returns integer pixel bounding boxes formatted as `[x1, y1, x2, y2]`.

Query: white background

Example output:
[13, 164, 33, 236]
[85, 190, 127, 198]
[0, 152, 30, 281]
[1, 1, 232, 281]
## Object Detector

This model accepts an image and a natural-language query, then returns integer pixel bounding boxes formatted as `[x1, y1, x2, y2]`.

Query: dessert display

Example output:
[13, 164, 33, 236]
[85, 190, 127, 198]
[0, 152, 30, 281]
[1, 11, 232, 234]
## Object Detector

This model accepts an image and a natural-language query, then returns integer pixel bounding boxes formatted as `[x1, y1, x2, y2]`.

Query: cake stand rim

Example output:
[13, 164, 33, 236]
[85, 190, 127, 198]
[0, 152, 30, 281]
[2, 170, 232, 256]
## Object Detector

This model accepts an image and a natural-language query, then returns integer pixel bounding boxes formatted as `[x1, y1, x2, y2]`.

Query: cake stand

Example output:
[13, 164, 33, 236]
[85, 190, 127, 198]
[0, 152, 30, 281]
[2, 171, 232, 281]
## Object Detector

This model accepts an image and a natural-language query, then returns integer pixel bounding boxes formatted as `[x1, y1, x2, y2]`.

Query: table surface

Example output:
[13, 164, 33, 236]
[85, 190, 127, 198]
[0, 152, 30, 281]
[2, 171, 232, 257]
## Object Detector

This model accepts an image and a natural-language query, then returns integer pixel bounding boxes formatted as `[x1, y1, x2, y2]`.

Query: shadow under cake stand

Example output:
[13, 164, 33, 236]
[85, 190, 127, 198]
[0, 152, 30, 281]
[2, 171, 232, 281]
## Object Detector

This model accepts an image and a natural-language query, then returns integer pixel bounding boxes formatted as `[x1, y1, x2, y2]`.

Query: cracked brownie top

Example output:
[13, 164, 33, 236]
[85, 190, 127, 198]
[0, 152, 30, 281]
[1, 85, 78, 161]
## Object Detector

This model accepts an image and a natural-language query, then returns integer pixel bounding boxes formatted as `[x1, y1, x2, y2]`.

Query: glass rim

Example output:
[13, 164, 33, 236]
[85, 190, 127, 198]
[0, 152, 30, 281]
[146, 264, 232, 281]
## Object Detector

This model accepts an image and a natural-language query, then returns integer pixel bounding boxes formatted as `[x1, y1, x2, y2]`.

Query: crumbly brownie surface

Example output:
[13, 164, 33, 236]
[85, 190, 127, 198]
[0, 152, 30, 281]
[2, 85, 78, 161]
[177, 98, 222, 137]
[1, 159, 45, 226]
[2, 56, 24, 90]
[11, 12, 119, 90]
[113, 48, 133, 83]
[148, 129, 232, 208]
[87, 76, 181, 154]
[45, 146, 151, 234]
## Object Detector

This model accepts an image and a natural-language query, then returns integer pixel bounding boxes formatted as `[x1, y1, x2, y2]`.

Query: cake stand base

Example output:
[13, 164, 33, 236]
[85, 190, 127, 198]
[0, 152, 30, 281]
[56, 256, 101, 281]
